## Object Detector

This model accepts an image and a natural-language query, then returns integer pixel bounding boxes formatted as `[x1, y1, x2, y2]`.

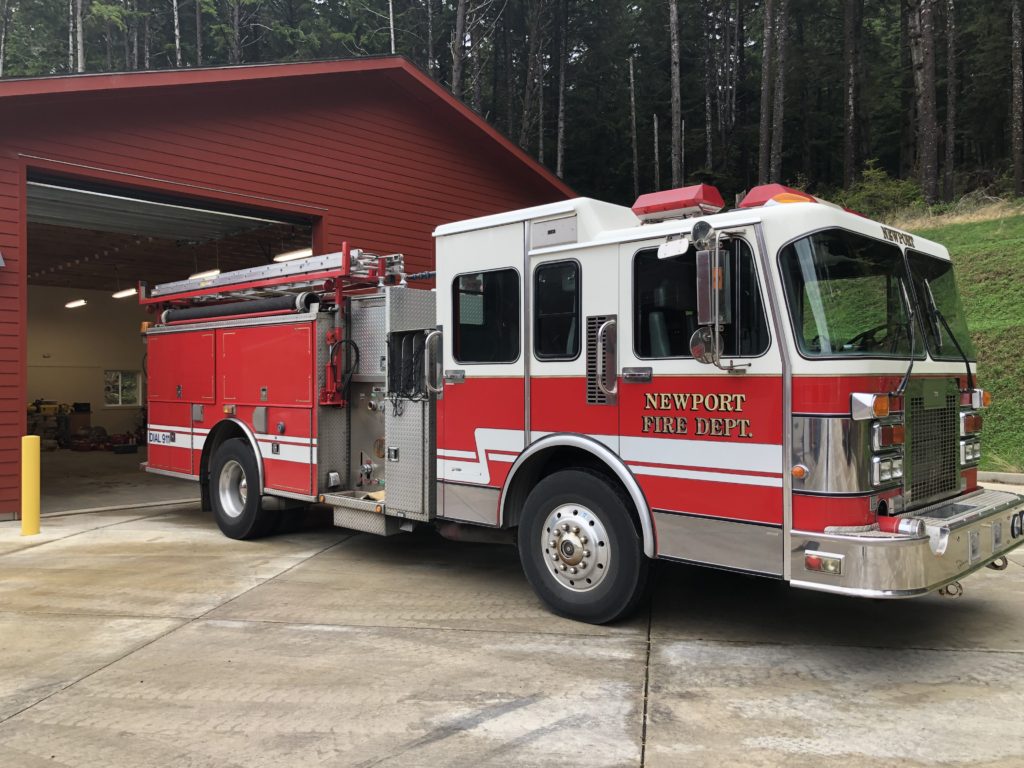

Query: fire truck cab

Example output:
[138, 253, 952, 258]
[142, 183, 1024, 624]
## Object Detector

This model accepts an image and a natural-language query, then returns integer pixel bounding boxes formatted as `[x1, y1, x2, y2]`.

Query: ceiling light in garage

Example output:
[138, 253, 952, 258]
[65, 299, 87, 309]
[273, 247, 314, 263]
[112, 287, 138, 299]
[189, 268, 221, 281]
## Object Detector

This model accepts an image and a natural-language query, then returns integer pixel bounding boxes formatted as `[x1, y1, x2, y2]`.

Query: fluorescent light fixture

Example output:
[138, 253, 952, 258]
[189, 268, 221, 281]
[273, 247, 314, 263]
[65, 299, 87, 309]
[112, 287, 138, 299]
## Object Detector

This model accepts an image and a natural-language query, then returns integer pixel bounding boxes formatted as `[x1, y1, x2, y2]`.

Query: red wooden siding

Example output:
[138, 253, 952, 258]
[0, 60, 570, 516]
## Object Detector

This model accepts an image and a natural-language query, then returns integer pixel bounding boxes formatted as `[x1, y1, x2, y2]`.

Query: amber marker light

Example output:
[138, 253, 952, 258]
[791, 464, 809, 480]
[872, 394, 891, 418]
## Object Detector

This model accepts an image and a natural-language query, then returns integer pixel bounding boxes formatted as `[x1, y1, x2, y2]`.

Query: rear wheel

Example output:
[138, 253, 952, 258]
[518, 469, 648, 624]
[209, 438, 277, 539]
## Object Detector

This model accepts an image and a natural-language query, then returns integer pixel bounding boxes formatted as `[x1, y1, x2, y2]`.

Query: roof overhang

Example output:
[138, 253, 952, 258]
[0, 56, 574, 201]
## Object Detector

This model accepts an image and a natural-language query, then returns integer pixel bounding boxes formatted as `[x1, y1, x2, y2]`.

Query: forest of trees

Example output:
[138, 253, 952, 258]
[2, 0, 1024, 209]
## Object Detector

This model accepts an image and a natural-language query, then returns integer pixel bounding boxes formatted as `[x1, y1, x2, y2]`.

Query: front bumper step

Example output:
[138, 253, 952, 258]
[790, 489, 1024, 598]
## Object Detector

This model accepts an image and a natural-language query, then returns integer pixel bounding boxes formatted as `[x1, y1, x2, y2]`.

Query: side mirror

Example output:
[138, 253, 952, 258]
[696, 249, 732, 326]
[689, 327, 719, 365]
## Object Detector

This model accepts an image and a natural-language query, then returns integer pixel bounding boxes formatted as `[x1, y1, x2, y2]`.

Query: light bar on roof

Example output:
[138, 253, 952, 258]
[632, 184, 725, 222]
[738, 183, 844, 210]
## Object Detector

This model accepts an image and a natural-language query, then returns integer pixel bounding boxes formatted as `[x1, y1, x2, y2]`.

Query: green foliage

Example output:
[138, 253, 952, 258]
[836, 162, 925, 220]
[917, 215, 1024, 471]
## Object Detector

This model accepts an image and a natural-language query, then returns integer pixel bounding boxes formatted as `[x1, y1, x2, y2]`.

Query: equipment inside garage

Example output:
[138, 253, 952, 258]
[25, 176, 312, 513]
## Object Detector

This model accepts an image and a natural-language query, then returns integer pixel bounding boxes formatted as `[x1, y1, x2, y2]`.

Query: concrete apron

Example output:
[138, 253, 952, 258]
[0, 503, 1021, 767]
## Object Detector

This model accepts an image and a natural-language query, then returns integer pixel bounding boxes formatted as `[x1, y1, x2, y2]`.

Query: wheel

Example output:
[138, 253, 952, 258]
[518, 469, 649, 624]
[209, 438, 277, 539]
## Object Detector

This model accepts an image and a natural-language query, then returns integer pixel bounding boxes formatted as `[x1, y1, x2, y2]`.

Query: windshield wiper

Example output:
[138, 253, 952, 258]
[895, 280, 917, 396]
[922, 278, 975, 390]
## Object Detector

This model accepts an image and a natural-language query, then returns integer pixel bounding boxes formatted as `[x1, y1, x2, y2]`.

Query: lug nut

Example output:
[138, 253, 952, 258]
[583, 550, 591, 558]
[559, 563, 567, 571]
[549, 539, 557, 548]
[580, 561, 588, 569]
[562, 523, 570, 532]
[573, 526, 580, 534]
[569, 567, 578, 575]
[580, 536, 588, 545]
[551, 553, 559, 561]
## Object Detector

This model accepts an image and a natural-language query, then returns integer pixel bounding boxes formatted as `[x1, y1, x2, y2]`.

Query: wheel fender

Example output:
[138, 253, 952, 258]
[208, 418, 265, 495]
[499, 433, 656, 558]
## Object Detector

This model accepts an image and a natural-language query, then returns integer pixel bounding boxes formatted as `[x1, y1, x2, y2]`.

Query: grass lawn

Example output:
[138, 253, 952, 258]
[916, 215, 1024, 471]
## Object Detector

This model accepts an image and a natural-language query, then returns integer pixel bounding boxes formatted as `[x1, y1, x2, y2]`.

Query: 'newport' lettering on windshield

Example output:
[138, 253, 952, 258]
[881, 226, 915, 247]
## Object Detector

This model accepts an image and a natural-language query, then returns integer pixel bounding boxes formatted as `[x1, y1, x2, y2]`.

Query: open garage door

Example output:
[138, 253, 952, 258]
[26, 176, 313, 515]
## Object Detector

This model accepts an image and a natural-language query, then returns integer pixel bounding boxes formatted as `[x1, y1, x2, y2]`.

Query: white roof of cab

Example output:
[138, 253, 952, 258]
[434, 196, 949, 261]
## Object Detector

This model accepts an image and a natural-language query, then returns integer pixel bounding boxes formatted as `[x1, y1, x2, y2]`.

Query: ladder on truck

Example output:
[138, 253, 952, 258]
[139, 244, 415, 307]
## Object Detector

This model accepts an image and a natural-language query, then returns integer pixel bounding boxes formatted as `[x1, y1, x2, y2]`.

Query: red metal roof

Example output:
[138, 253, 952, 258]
[0, 56, 574, 199]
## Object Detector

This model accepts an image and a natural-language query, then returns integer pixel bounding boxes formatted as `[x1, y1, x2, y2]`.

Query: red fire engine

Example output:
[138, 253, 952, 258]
[141, 183, 1024, 623]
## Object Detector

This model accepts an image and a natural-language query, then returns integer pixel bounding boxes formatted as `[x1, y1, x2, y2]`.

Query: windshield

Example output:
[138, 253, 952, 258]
[906, 250, 976, 361]
[779, 229, 922, 358]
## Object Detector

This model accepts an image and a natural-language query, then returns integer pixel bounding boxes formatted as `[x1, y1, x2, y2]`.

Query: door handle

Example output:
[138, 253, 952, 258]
[596, 318, 618, 397]
[424, 330, 443, 395]
[622, 367, 652, 383]
[443, 369, 465, 384]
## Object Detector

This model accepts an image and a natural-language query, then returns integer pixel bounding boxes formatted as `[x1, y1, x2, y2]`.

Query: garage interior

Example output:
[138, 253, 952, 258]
[26, 175, 313, 513]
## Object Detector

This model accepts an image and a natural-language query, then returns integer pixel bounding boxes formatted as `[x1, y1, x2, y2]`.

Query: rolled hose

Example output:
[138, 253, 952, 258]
[161, 292, 315, 323]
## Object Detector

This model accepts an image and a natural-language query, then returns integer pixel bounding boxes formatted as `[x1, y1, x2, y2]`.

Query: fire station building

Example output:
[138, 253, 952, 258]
[0, 57, 572, 519]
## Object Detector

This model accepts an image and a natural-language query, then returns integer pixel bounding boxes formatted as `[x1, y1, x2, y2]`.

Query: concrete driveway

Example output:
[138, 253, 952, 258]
[0, 502, 1022, 767]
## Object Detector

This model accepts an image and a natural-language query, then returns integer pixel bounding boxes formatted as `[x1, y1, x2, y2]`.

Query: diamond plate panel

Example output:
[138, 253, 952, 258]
[350, 295, 387, 380]
[384, 399, 435, 520]
[332, 506, 401, 536]
[386, 286, 436, 334]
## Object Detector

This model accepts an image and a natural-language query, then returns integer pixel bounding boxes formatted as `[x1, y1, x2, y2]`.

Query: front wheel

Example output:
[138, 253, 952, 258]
[209, 438, 277, 540]
[518, 469, 649, 624]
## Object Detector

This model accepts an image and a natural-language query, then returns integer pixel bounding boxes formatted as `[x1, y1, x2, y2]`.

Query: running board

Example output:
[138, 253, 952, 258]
[324, 492, 401, 536]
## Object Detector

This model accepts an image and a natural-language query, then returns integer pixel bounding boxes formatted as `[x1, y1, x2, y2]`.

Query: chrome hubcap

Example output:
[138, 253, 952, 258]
[218, 459, 247, 519]
[541, 503, 611, 592]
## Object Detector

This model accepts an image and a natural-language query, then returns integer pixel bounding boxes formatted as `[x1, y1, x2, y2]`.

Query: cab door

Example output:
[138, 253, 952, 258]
[616, 229, 785, 574]
[529, 245, 620, 453]
[436, 223, 526, 525]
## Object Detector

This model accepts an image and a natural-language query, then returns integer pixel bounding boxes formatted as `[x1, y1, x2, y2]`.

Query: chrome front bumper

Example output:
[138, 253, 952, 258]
[790, 489, 1024, 598]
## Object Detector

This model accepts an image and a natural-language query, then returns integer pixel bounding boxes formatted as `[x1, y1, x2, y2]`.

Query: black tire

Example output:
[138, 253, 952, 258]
[208, 438, 278, 540]
[518, 469, 649, 624]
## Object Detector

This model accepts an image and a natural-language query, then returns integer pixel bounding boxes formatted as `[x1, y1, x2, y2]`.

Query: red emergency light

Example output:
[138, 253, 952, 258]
[632, 184, 725, 222]
[738, 183, 817, 208]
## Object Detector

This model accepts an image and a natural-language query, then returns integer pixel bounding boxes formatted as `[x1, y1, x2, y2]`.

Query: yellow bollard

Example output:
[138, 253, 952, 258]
[21, 435, 40, 536]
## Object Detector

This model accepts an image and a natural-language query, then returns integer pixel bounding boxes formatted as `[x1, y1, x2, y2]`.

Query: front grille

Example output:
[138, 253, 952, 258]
[905, 381, 959, 507]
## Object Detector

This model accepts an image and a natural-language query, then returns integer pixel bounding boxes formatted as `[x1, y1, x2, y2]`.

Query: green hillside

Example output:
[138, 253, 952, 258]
[915, 215, 1024, 472]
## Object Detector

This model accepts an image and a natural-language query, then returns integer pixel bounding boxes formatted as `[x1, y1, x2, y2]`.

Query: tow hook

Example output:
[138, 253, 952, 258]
[986, 556, 1009, 571]
[939, 580, 964, 598]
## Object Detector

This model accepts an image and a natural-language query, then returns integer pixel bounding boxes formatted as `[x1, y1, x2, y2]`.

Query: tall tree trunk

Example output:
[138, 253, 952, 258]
[229, 0, 241, 64]
[757, 0, 775, 184]
[131, 0, 139, 69]
[910, 0, 939, 202]
[703, 0, 713, 169]
[653, 115, 661, 190]
[629, 57, 639, 198]
[769, 0, 787, 182]
[75, 0, 85, 72]
[122, 0, 130, 69]
[105, 22, 113, 70]
[900, 1, 915, 178]
[669, 0, 682, 186]
[68, 0, 74, 71]
[451, 0, 467, 98]
[517, 1, 544, 150]
[172, 0, 181, 65]
[0, 0, 11, 78]
[143, 9, 150, 68]
[1014, 0, 1023, 195]
[943, 0, 956, 200]
[538, 72, 545, 163]
[388, 0, 395, 54]
[555, 0, 567, 177]
[843, 0, 863, 187]
[425, 0, 433, 76]
[195, 0, 202, 65]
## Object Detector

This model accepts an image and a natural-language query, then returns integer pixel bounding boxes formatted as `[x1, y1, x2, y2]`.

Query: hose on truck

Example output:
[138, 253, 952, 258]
[161, 292, 315, 323]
